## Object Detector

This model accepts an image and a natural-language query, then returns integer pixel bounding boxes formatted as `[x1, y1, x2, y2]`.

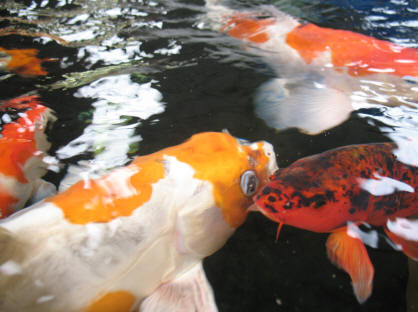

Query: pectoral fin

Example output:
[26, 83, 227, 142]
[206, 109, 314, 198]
[385, 218, 418, 260]
[326, 230, 374, 303]
[139, 262, 218, 312]
[254, 77, 353, 135]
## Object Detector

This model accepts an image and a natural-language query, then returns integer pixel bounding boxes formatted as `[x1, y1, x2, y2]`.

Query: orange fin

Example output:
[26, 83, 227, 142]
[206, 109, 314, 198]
[385, 219, 418, 261]
[326, 230, 374, 303]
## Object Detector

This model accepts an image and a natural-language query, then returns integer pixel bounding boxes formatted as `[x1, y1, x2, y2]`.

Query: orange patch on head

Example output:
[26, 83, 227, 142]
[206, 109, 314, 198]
[286, 23, 418, 77]
[222, 15, 275, 43]
[164, 133, 272, 228]
[85, 290, 136, 312]
[0, 47, 52, 77]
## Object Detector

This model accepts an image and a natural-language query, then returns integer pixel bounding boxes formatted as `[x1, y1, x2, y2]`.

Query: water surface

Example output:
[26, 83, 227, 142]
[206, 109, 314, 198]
[0, 0, 416, 311]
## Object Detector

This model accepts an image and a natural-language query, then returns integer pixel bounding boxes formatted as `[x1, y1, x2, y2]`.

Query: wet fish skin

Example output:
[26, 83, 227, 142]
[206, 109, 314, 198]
[255, 143, 417, 232]
[0, 132, 277, 312]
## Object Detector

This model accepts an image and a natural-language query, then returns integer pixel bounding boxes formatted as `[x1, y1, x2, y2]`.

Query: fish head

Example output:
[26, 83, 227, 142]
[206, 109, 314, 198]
[254, 164, 348, 233]
[168, 132, 278, 257]
[45, 132, 278, 259]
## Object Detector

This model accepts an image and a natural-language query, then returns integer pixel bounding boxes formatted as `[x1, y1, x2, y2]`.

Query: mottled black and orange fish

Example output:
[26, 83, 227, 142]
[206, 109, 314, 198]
[254, 143, 417, 303]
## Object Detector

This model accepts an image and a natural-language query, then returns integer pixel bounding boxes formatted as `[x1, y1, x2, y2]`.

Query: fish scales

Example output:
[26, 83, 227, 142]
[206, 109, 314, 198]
[256, 143, 417, 233]
[254, 142, 417, 303]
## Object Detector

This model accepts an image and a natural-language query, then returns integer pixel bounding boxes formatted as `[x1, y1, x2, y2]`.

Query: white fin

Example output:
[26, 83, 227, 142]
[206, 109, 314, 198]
[139, 262, 218, 312]
[255, 77, 353, 135]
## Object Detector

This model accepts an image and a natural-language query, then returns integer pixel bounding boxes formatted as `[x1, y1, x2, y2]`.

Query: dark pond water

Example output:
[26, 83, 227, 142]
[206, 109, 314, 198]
[0, 0, 417, 311]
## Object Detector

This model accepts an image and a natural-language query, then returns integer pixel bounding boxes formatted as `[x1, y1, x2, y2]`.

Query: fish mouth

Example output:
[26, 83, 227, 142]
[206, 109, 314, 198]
[251, 200, 287, 239]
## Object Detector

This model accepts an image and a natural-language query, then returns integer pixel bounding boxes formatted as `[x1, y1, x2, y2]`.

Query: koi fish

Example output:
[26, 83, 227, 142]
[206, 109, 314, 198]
[206, 1, 418, 134]
[254, 143, 417, 303]
[0, 95, 56, 218]
[0, 47, 55, 77]
[0, 132, 277, 311]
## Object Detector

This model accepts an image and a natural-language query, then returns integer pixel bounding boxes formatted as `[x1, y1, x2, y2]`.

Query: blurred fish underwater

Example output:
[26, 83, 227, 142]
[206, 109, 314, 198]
[0, 0, 417, 311]
[0, 95, 55, 218]
[205, 0, 418, 135]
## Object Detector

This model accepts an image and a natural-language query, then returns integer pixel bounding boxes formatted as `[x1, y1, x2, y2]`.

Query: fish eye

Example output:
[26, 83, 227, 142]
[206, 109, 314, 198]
[240, 170, 259, 197]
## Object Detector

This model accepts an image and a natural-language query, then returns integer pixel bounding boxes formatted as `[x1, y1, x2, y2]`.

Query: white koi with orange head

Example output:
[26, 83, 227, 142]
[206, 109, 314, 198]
[0, 132, 277, 312]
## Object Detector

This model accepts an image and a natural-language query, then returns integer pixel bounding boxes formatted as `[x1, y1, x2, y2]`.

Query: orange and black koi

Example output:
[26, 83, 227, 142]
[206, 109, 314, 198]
[254, 143, 417, 303]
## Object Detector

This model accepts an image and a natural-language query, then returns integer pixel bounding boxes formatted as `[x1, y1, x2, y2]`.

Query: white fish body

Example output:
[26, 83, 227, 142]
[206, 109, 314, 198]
[0, 132, 277, 311]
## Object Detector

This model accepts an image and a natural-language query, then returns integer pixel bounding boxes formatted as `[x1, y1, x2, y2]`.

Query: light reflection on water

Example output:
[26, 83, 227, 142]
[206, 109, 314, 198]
[0, 0, 417, 311]
[56, 74, 164, 188]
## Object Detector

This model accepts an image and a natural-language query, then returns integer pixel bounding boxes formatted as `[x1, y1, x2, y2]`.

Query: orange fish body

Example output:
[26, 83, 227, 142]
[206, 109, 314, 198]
[0, 95, 55, 217]
[254, 143, 417, 303]
[207, 2, 418, 134]
[0, 47, 53, 77]
[0, 132, 277, 311]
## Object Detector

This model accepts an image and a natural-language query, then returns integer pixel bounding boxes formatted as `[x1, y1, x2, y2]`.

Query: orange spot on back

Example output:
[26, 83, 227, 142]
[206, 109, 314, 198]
[222, 15, 275, 43]
[50, 158, 165, 224]
[286, 23, 418, 77]
[85, 290, 136, 312]
[0, 47, 52, 77]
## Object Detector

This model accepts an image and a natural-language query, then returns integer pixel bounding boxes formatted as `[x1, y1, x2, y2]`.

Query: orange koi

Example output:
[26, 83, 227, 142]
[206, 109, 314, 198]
[254, 143, 417, 303]
[0, 47, 55, 77]
[206, 2, 418, 134]
[0, 132, 277, 311]
[0, 95, 55, 217]
[220, 14, 417, 78]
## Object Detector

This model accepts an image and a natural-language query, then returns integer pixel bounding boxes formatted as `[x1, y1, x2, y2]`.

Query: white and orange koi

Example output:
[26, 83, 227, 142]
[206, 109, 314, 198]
[206, 1, 418, 134]
[0, 95, 55, 218]
[0, 132, 277, 312]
